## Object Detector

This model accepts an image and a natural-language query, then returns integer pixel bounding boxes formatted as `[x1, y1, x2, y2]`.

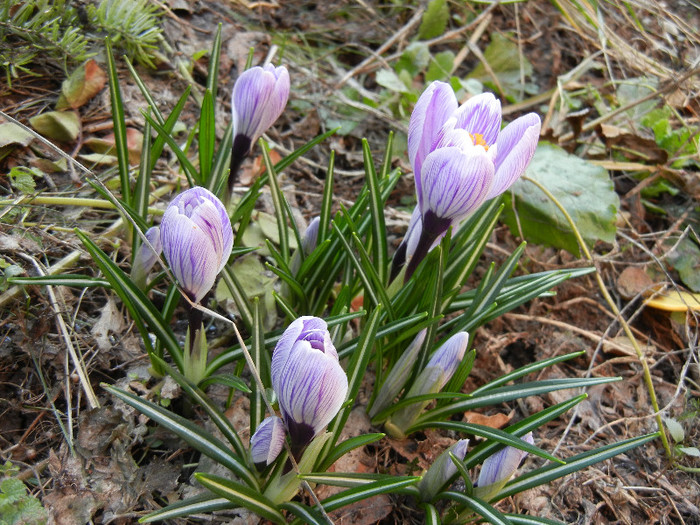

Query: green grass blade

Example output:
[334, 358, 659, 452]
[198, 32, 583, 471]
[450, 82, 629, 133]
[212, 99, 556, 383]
[206, 24, 222, 97]
[250, 298, 266, 432]
[149, 87, 192, 172]
[362, 138, 388, 285]
[198, 89, 215, 185]
[505, 515, 566, 525]
[9, 275, 110, 288]
[220, 265, 254, 330]
[105, 385, 258, 489]
[319, 477, 420, 511]
[440, 492, 513, 525]
[105, 40, 130, 206]
[495, 433, 659, 500]
[209, 121, 233, 195]
[140, 494, 235, 522]
[143, 110, 198, 187]
[194, 473, 284, 524]
[423, 503, 441, 525]
[282, 502, 325, 525]
[262, 140, 290, 263]
[318, 151, 334, 245]
[318, 433, 385, 472]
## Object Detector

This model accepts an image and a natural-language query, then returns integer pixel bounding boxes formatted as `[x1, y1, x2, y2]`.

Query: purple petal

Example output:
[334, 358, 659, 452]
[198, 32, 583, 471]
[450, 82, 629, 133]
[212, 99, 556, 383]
[488, 113, 541, 200]
[302, 217, 321, 254]
[232, 65, 290, 146]
[477, 432, 535, 487]
[271, 317, 307, 388]
[417, 438, 470, 501]
[419, 147, 494, 223]
[408, 82, 458, 198]
[250, 416, 286, 467]
[275, 339, 348, 439]
[424, 331, 469, 390]
[451, 92, 502, 146]
[403, 207, 423, 261]
[137, 226, 162, 273]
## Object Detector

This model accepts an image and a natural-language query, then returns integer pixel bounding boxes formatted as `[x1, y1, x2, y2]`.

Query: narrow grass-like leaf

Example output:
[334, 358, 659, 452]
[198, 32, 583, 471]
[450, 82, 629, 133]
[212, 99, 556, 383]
[220, 265, 253, 330]
[86, 179, 148, 233]
[124, 59, 165, 125]
[198, 374, 251, 393]
[409, 422, 560, 464]
[266, 263, 308, 312]
[198, 89, 215, 185]
[415, 377, 620, 425]
[440, 492, 512, 525]
[362, 138, 387, 285]
[140, 494, 235, 523]
[105, 385, 258, 488]
[318, 151, 334, 246]
[505, 515, 565, 525]
[497, 433, 659, 499]
[332, 220, 380, 311]
[351, 232, 395, 319]
[379, 131, 394, 179]
[143, 111, 198, 187]
[132, 115, 151, 255]
[206, 24, 222, 97]
[9, 275, 110, 288]
[423, 503, 441, 525]
[282, 502, 325, 525]
[209, 121, 233, 195]
[448, 451, 473, 495]
[194, 473, 284, 524]
[105, 40, 130, 206]
[464, 395, 587, 470]
[76, 230, 183, 369]
[300, 472, 398, 487]
[250, 298, 265, 432]
[296, 238, 331, 282]
[337, 312, 430, 359]
[148, 356, 249, 459]
[471, 351, 585, 395]
[324, 306, 382, 458]
[273, 128, 337, 174]
[262, 141, 290, 263]
[318, 433, 385, 471]
[272, 290, 299, 320]
[319, 477, 421, 511]
[149, 87, 192, 172]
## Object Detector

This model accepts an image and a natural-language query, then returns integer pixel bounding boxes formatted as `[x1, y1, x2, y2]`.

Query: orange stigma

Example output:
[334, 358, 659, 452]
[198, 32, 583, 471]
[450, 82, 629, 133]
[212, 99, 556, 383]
[469, 132, 489, 150]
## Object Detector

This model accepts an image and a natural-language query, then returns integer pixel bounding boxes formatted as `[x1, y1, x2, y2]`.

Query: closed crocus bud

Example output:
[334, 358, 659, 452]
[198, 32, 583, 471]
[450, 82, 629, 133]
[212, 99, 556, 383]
[160, 187, 233, 303]
[301, 216, 321, 255]
[418, 439, 469, 502]
[369, 329, 427, 419]
[131, 226, 162, 289]
[271, 316, 348, 457]
[396, 83, 541, 280]
[386, 332, 469, 437]
[475, 432, 534, 501]
[229, 64, 290, 194]
[250, 416, 287, 469]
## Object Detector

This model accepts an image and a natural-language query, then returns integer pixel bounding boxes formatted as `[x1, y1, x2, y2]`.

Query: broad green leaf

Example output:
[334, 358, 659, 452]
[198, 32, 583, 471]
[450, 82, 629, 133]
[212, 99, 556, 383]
[8, 166, 40, 193]
[502, 143, 620, 256]
[56, 59, 107, 110]
[395, 42, 431, 77]
[663, 417, 685, 443]
[666, 236, 700, 292]
[376, 69, 411, 93]
[418, 0, 449, 40]
[426, 50, 455, 82]
[467, 33, 536, 102]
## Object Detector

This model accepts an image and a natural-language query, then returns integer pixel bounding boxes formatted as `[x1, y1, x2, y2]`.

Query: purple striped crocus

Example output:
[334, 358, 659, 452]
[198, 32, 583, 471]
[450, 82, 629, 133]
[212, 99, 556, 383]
[228, 64, 290, 194]
[160, 187, 233, 303]
[250, 416, 287, 469]
[386, 332, 469, 437]
[271, 316, 348, 457]
[393, 82, 541, 280]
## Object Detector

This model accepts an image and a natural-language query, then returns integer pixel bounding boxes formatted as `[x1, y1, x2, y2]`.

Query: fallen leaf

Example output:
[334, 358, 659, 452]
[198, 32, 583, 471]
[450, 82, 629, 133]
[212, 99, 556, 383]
[56, 59, 107, 110]
[0, 122, 34, 148]
[83, 127, 143, 165]
[29, 110, 81, 142]
[645, 290, 700, 312]
[91, 297, 126, 351]
[463, 410, 513, 429]
[616, 266, 655, 300]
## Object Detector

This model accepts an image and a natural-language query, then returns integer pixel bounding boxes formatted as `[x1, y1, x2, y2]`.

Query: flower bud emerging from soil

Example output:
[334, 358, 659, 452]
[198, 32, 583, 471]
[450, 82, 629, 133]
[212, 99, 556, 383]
[418, 438, 469, 501]
[475, 432, 535, 501]
[250, 416, 286, 469]
[271, 316, 348, 456]
[131, 226, 162, 289]
[160, 187, 233, 303]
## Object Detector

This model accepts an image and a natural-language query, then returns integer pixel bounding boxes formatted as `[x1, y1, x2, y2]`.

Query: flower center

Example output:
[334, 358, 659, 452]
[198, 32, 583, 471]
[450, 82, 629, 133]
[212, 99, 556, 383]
[469, 132, 489, 150]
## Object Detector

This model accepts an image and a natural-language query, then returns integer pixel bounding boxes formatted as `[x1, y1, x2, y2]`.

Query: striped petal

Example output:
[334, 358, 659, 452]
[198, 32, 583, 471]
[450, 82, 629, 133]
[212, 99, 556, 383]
[451, 92, 502, 146]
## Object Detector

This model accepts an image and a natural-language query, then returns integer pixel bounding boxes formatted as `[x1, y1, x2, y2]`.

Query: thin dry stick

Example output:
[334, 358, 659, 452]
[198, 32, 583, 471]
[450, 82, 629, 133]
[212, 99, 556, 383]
[521, 175, 673, 459]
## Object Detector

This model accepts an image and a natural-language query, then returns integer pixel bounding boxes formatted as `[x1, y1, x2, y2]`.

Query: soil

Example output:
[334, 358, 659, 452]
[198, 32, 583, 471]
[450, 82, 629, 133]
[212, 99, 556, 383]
[1, 0, 699, 524]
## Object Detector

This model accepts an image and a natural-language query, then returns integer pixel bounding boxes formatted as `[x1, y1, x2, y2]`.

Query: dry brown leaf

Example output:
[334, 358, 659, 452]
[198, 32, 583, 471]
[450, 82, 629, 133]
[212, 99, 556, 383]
[463, 410, 514, 429]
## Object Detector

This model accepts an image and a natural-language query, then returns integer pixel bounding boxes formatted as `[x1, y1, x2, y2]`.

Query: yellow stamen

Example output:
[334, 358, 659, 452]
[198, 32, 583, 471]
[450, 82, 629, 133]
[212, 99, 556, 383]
[469, 132, 489, 150]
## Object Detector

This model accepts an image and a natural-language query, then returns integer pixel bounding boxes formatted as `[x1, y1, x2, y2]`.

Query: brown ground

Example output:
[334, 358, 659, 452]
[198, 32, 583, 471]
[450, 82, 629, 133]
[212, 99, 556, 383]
[1, 0, 699, 524]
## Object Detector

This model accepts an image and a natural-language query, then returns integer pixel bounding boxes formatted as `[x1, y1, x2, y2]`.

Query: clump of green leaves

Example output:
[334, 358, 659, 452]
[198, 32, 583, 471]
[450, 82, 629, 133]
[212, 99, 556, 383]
[0, 461, 47, 525]
[0, 0, 166, 85]
[641, 106, 699, 169]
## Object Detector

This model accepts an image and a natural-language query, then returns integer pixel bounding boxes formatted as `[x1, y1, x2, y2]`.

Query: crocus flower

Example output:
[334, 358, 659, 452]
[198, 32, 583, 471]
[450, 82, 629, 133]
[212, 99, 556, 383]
[418, 439, 469, 501]
[131, 226, 162, 289]
[160, 187, 233, 303]
[271, 316, 348, 456]
[229, 64, 290, 193]
[386, 332, 469, 437]
[369, 329, 427, 419]
[394, 82, 541, 280]
[475, 432, 534, 501]
[250, 416, 287, 469]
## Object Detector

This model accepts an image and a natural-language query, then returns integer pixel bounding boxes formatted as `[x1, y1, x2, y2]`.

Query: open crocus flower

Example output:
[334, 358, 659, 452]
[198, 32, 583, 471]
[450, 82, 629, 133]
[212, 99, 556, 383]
[250, 416, 287, 469]
[271, 316, 348, 456]
[160, 187, 233, 303]
[386, 332, 469, 437]
[229, 64, 290, 193]
[394, 82, 541, 280]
